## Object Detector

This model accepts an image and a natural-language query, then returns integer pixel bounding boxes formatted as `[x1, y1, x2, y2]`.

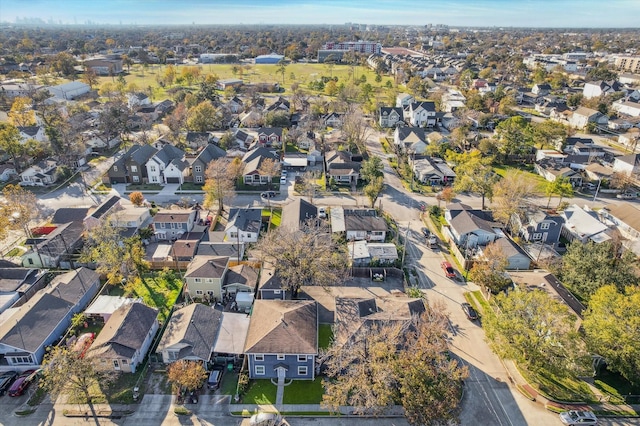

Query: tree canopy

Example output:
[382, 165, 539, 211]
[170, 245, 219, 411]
[167, 360, 208, 392]
[449, 150, 498, 210]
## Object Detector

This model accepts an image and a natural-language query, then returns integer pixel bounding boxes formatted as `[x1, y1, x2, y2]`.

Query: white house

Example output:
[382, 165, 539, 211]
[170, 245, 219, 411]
[225, 208, 262, 243]
[612, 100, 640, 118]
[567, 107, 608, 129]
[583, 80, 622, 99]
[17, 126, 47, 143]
[20, 158, 58, 186]
[127, 92, 151, 110]
[0, 164, 17, 182]
[406, 101, 437, 127]
[48, 81, 91, 100]
[561, 204, 610, 244]
[146, 144, 187, 184]
[396, 93, 415, 108]
[613, 153, 640, 175]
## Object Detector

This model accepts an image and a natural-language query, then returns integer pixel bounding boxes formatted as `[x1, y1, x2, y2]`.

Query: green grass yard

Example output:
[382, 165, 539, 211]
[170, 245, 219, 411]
[241, 380, 277, 404]
[318, 324, 333, 349]
[282, 378, 324, 404]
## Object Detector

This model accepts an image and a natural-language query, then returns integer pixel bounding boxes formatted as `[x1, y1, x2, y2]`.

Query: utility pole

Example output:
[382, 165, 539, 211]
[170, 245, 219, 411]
[401, 222, 410, 267]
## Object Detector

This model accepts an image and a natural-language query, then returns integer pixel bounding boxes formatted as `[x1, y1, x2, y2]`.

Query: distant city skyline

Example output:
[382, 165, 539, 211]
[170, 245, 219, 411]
[2, 0, 639, 28]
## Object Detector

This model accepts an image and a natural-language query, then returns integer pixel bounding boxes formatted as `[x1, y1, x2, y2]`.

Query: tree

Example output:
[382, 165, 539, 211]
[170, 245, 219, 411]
[40, 346, 116, 412]
[203, 158, 236, 212]
[491, 170, 536, 225]
[187, 101, 221, 132]
[258, 158, 281, 190]
[167, 360, 208, 392]
[8, 97, 36, 127]
[251, 223, 348, 298]
[0, 123, 27, 172]
[276, 60, 287, 84]
[468, 242, 512, 294]
[2, 184, 39, 239]
[533, 120, 570, 149]
[81, 67, 99, 89]
[359, 156, 384, 182]
[129, 191, 144, 207]
[586, 63, 617, 81]
[163, 102, 188, 142]
[264, 111, 290, 127]
[544, 176, 573, 209]
[449, 150, 498, 210]
[583, 285, 640, 385]
[484, 287, 590, 377]
[325, 80, 338, 97]
[321, 304, 468, 423]
[560, 241, 637, 302]
[342, 105, 370, 154]
[493, 116, 534, 160]
[364, 176, 384, 208]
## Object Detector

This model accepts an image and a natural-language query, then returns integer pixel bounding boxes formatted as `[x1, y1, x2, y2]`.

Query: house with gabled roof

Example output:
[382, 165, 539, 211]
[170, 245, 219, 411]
[19, 158, 58, 187]
[244, 300, 318, 380]
[242, 146, 280, 185]
[613, 153, 640, 175]
[184, 255, 229, 302]
[84, 195, 122, 230]
[225, 208, 262, 243]
[226, 96, 244, 114]
[560, 204, 610, 244]
[191, 144, 227, 184]
[152, 210, 197, 241]
[257, 261, 286, 300]
[156, 303, 221, 364]
[406, 101, 437, 127]
[107, 144, 158, 184]
[22, 222, 85, 268]
[256, 127, 283, 147]
[325, 150, 361, 186]
[146, 144, 187, 184]
[87, 302, 159, 373]
[264, 96, 290, 113]
[394, 127, 428, 153]
[379, 107, 404, 128]
[599, 202, 640, 256]
[17, 126, 47, 144]
[566, 107, 608, 130]
[224, 263, 259, 297]
[511, 210, 564, 249]
[185, 132, 213, 149]
[331, 207, 387, 242]
[445, 203, 502, 248]
[583, 80, 623, 99]
[412, 157, 456, 186]
[534, 160, 583, 187]
[281, 198, 318, 232]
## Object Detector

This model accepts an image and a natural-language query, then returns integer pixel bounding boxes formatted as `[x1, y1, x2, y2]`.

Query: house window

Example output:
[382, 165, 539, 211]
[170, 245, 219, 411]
[255, 365, 265, 375]
[122, 359, 128, 365]
[194, 278, 202, 283]
[254, 354, 264, 361]
[150, 166, 157, 172]
[113, 360, 120, 368]
[168, 351, 178, 361]
[277, 354, 285, 360]
[196, 290, 203, 295]
[131, 165, 138, 172]
[206, 278, 213, 283]
[27, 258, 33, 265]
[160, 223, 166, 229]
[273, 290, 281, 294]
[230, 232, 238, 239]
[195, 176, 203, 183]
[194, 165, 202, 173]
[11, 355, 32, 364]
[132, 175, 140, 183]
[533, 233, 542, 240]
[207, 291, 214, 295]
[540, 223, 550, 230]
[298, 355, 307, 362]
[298, 366, 308, 376]
[113, 165, 118, 172]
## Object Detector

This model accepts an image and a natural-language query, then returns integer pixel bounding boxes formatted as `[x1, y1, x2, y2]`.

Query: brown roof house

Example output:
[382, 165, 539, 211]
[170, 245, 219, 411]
[87, 302, 159, 373]
[183, 255, 230, 303]
[244, 300, 318, 380]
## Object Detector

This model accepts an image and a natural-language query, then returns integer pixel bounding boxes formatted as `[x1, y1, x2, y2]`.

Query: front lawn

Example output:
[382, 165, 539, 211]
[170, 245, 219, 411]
[283, 377, 324, 404]
[126, 183, 163, 191]
[241, 380, 277, 404]
[263, 208, 282, 229]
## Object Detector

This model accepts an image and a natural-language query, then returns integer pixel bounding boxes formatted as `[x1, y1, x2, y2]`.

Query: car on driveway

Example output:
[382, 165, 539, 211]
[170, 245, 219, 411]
[260, 191, 276, 199]
[461, 303, 478, 320]
[559, 410, 598, 425]
[441, 261, 456, 278]
[0, 371, 18, 396]
[421, 227, 430, 238]
[8, 370, 36, 397]
[280, 175, 287, 185]
[207, 365, 224, 390]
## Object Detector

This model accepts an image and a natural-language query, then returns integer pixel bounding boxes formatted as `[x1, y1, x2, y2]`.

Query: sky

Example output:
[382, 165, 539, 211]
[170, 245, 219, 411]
[2, 0, 639, 28]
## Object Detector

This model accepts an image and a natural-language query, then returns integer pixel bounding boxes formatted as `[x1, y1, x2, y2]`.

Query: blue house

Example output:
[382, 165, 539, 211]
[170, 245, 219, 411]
[257, 261, 286, 300]
[511, 210, 564, 249]
[244, 300, 318, 381]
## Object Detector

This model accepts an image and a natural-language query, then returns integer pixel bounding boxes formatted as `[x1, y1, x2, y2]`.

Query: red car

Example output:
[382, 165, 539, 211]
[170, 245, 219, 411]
[8, 370, 36, 397]
[441, 261, 456, 278]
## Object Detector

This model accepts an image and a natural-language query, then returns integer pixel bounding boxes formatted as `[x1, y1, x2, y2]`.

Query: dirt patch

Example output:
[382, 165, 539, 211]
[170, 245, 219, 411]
[143, 366, 172, 394]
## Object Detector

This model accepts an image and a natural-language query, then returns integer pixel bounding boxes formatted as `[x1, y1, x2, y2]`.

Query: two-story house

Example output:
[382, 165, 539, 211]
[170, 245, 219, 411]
[379, 107, 404, 128]
[107, 144, 158, 184]
[242, 147, 280, 186]
[152, 210, 197, 241]
[20, 158, 58, 186]
[225, 208, 262, 243]
[146, 144, 187, 184]
[445, 203, 502, 248]
[325, 150, 362, 186]
[394, 127, 428, 154]
[406, 101, 437, 127]
[511, 210, 564, 248]
[244, 300, 318, 381]
[191, 144, 227, 184]
[184, 255, 229, 302]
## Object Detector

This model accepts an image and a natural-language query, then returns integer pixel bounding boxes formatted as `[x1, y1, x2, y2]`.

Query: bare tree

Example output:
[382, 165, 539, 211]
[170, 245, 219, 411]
[490, 170, 536, 226]
[251, 223, 348, 298]
[342, 105, 370, 154]
[257, 158, 281, 190]
[203, 158, 237, 213]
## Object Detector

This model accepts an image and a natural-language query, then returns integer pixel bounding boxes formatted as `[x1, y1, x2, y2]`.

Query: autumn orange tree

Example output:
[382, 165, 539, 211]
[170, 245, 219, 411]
[129, 191, 144, 207]
[167, 360, 208, 392]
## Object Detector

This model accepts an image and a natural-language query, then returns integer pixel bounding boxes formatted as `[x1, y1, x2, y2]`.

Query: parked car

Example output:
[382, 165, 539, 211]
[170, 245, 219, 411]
[441, 261, 456, 278]
[428, 235, 438, 249]
[421, 227, 430, 238]
[280, 175, 287, 185]
[559, 410, 598, 425]
[250, 412, 283, 426]
[616, 192, 636, 199]
[260, 191, 276, 199]
[461, 303, 478, 320]
[8, 370, 36, 397]
[318, 207, 326, 219]
[207, 366, 224, 390]
[0, 371, 18, 396]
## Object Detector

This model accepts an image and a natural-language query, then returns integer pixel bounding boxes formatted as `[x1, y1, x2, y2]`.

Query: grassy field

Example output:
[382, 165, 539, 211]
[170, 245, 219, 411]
[241, 379, 277, 404]
[110, 271, 183, 322]
[282, 378, 324, 404]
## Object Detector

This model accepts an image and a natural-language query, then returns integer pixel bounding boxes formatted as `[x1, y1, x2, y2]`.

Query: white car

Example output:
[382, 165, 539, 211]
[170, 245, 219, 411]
[559, 410, 598, 425]
[616, 192, 636, 199]
[318, 207, 326, 219]
[249, 412, 283, 426]
[280, 175, 287, 185]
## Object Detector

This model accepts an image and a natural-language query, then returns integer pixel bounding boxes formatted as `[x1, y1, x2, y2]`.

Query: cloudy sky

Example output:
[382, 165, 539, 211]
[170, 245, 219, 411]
[2, 0, 639, 27]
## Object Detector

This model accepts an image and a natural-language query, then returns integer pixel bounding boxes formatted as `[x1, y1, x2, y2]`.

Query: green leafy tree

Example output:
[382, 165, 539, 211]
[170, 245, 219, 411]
[533, 120, 570, 149]
[491, 170, 536, 225]
[494, 116, 534, 160]
[276, 60, 287, 84]
[359, 156, 384, 182]
[364, 176, 384, 208]
[167, 360, 208, 392]
[187, 101, 221, 132]
[449, 150, 498, 210]
[560, 241, 637, 302]
[583, 285, 640, 385]
[2, 184, 39, 239]
[264, 111, 290, 127]
[468, 242, 512, 294]
[484, 287, 590, 377]
[0, 123, 27, 172]
[544, 176, 574, 209]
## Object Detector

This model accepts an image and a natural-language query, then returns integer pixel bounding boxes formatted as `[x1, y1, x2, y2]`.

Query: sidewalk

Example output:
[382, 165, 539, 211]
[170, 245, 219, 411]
[229, 403, 405, 416]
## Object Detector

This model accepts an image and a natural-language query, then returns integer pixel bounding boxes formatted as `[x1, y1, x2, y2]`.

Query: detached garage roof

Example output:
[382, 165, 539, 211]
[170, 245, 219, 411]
[213, 312, 250, 355]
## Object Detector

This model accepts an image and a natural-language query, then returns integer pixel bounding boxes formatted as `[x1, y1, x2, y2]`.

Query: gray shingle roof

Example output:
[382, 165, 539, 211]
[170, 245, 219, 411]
[156, 303, 221, 361]
[281, 199, 317, 231]
[184, 256, 229, 279]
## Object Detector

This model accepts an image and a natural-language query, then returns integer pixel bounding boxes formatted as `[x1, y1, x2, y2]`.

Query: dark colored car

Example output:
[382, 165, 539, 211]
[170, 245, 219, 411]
[207, 365, 225, 390]
[421, 227, 430, 238]
[0, 371, 18, 396]
[441, 261, 456, 278]
[260, 191, 276, 199]
[8, 370, 36, 397]
[461, 303, 478, 320]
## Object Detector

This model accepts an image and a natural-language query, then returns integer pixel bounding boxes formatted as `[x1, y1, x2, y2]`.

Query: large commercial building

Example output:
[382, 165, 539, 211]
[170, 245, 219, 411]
[615, 56, 640, 74]
[322, 41, 382, 55]
[254, 54, 285, 64]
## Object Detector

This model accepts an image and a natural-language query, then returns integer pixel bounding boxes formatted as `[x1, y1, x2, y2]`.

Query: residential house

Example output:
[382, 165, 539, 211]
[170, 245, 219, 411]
[242, 147, 280, 186]
[511, 210, 564, 249]
[111, 206, 152, 237]
[185, 132, 213, 149]
[127, 92, 151, 110]
[325, 150, 361, 186]
[396, 93, 415, 108]
[0, 267, 100, 367]
[244, 300, 318, 380]
[234, 129, 255, 150]
[224, 263, 259, 297]
[347, 241, 398, 266]
[441, 89, 466, 112]
[333, 296, 425, 347]
[257, 261, 286, 300]
[393, 127, 428, 153]
[532, 83, 552, 96]
[297, 132, 316, 150]
[281, 198, 317, 232]
[156, 303, 221, 364]
[22, 222, 84, 268]
[83, 195, 122, 230]
[599, 202, 640, 256]
[20, 158, 58, 187]
[146, 144, 188, 184]
[48, 81, 90, 100]
[412, 157, 456, 186]
[613, 153, 640, 175]
[225, 208, 262, 243]
[84, 58, 123, 76]
[406, 101, 437, 127]
[567, 107, 608, 129]
[152, 210, 197, 241]
[107, 144, 157, 184]
[612, 99, 640, 118]
[226, 96, 244, 114]
[184, 256, 229, 302]
[485, 232, 531, 270]
[331, 207, 387, 242]
[0, 267, 45, 314]
[171, 233, 204, 262]
[560, 204, 610, 244]
[534, 161, 583, 187]
[264, 97, 290, 113]
[87, 302, 159, 373]
[0, 163, 17, 182]
[444, 203, 501, 248]
[379, 107, 404, 128]
[17, 126, 47, 144]
[191, 144, 227, 184]
[256, 128, 283, 148]
[583, 80, 623, 99]
[321, 112, 343, 128]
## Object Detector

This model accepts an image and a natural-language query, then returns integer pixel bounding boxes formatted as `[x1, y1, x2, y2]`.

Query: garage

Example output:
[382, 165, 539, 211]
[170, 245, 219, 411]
[166, 177, 181, 184]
